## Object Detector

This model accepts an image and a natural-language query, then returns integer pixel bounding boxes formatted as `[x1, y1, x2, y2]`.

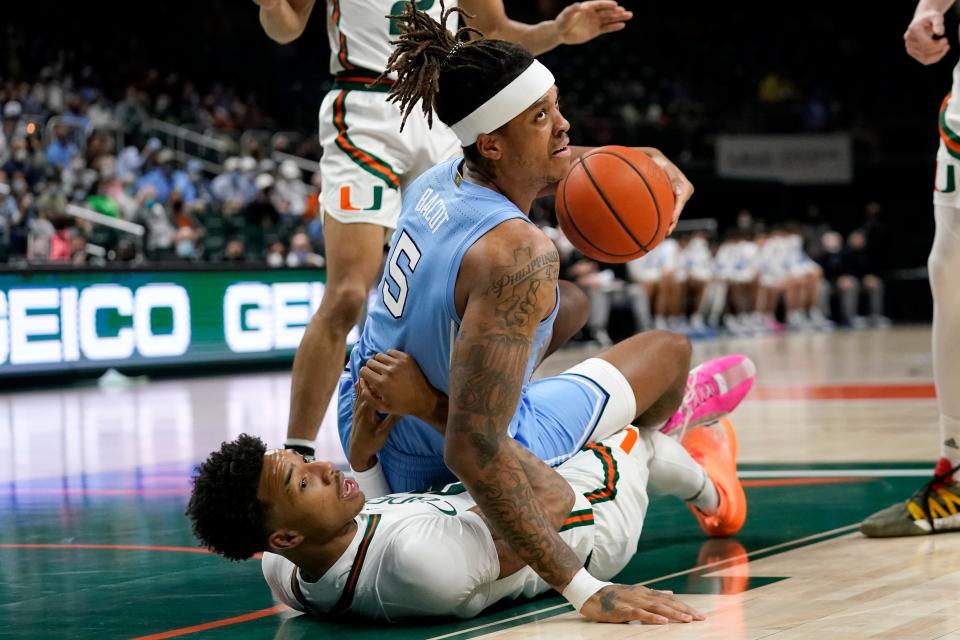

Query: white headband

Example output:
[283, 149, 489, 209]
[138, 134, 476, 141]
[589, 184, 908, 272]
[449, 60, 556, 146]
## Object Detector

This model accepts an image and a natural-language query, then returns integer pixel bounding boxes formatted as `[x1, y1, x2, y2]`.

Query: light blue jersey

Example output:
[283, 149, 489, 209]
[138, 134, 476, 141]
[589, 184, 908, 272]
[338, 158, 620, 492]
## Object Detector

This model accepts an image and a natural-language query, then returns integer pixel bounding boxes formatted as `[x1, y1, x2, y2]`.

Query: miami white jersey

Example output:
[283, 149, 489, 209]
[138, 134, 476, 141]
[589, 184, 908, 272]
[934, 32, 960, 207]
[326, 0, 453, 75]
[262, 429, 652, 621]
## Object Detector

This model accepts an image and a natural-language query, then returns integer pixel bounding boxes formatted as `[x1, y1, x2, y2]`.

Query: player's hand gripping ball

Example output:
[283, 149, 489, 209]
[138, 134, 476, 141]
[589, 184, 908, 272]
[556, 145, 676, 262]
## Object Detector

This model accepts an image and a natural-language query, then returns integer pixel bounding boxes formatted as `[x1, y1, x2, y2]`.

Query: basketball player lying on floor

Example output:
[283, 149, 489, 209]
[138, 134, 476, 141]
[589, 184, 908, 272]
[187, 377, 752, 623]
[262, 3, 757, 622]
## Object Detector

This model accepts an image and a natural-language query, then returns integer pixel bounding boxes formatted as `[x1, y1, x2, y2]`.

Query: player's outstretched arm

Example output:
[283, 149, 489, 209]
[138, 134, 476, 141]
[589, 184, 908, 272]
[443, 222, 582, 589]
[253, 0, 316, 44]
[444, 222, 700, 623]
[460, 0, 633, 56]
[905, 0, 955, 64]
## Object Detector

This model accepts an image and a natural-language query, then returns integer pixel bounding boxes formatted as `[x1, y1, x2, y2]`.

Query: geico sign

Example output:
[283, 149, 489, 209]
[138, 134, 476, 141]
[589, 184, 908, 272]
[223, 282, 324, 353]
[0, 284, 190, 366]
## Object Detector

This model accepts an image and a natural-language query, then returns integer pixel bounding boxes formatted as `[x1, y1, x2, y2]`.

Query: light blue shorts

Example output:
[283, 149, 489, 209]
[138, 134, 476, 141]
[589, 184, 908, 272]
[338, 358, 638, 492]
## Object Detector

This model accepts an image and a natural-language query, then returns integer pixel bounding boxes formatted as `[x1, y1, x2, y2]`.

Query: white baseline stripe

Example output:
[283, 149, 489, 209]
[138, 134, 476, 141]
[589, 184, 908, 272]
[739, 468, 932, 478]
[426, 524, 860, 640]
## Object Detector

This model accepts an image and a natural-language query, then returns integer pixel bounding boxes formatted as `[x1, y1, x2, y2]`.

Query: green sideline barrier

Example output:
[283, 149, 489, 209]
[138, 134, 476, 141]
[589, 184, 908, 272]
[0, 268, 327, 378]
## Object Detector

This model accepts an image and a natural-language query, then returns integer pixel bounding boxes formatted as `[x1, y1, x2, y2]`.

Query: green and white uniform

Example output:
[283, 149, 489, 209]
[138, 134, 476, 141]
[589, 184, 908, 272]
[261, 428, 653, 621]
[319, 0, 461, 229]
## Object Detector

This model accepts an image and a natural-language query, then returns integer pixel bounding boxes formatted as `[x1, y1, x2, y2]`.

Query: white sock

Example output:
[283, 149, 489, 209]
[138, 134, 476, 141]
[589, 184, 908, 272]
[940, 415, 960, 480]
[647, 431, 720, 515]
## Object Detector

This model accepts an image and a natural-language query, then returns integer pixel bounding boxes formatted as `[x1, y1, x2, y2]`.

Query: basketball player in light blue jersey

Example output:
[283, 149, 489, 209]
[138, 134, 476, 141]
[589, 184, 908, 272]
[325, 4, 756, 623]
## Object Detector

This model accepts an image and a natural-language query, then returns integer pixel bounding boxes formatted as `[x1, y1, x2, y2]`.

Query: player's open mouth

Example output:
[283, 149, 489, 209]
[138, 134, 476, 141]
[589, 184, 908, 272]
[340, 475, 359, 501]
[552, 146, 570, 157]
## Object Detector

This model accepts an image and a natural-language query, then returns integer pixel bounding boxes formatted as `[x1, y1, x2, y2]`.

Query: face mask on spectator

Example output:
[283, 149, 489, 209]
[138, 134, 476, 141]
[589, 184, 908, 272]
[13, 149, 27, 162]
[176, 239, 195, 258]
[12, 179, 27, 194]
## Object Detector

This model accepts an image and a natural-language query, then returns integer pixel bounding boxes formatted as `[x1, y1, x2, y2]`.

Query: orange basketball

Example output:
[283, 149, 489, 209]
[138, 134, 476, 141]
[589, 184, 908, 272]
[556, 146, 675, 263]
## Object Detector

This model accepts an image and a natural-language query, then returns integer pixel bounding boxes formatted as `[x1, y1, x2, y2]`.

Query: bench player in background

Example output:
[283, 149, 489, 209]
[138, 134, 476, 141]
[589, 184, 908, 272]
[861, 0, 960, 536]
[250, 0, 634, 462]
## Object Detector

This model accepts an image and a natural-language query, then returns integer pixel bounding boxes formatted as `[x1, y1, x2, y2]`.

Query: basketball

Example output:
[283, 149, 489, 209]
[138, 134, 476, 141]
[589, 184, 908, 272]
[556, 145, 675, 263]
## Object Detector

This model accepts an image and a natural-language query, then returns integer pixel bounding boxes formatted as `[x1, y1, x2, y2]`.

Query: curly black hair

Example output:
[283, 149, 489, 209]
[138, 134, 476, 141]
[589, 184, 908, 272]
[186, 433, 269, 561]
[381, 1, 535, 174]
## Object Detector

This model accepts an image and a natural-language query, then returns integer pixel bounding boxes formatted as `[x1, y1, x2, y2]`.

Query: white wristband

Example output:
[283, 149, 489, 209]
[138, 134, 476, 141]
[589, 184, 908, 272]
[351, 461, 391, 499]
[561, 567, 611, 612]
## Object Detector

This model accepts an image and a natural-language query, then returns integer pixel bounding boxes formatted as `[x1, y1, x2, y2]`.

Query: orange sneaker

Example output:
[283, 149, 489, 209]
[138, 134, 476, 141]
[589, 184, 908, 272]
[681, 417, 747, 537]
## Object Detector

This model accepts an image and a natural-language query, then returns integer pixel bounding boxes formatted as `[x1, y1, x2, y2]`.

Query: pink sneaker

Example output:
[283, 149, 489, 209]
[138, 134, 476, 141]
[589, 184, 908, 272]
[661, 355, 756, 437]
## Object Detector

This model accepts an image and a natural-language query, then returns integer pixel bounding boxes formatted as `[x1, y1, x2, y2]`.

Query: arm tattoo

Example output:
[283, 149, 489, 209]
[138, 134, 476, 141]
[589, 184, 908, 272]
[447, 243, 581, 589]
[487, 247, 560, 327]
[454, 336, 530, 418]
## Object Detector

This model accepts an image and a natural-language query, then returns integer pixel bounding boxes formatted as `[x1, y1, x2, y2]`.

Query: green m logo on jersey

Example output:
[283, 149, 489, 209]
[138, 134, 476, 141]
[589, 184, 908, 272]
[389, 0, 436, 35]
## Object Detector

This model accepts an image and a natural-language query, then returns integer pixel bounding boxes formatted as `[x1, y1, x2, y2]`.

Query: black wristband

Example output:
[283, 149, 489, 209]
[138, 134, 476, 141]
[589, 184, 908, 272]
[285, 443, 316, 461]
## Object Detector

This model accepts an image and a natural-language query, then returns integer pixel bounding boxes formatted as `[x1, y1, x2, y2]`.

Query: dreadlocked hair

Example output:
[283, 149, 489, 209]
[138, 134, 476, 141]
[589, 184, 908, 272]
[186, 434, 269, 561]
[381, 1, 535, 152]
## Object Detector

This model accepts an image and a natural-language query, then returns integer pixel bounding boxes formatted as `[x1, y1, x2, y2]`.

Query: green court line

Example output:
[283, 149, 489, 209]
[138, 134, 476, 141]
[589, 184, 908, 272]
[739, 469, 932, 478]
[738, 461, 935, 471]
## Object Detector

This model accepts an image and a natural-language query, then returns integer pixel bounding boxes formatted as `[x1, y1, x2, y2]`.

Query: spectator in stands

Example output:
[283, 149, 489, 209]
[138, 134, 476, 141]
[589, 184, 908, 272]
[0, 174, 20, 260]
[285, 231, 323, 268]
[211, 157, 255, 210]
[45, 123, 80, 169]
[116, 145, 143, 181]
[273, 159, 307, 219]
[0, 101, 24, 165]
[3, 137, 41, 186]
[178, 159, 211, 206]
[135, 148, 178, 203]
[70, 231, 88, 265]
[240, 173, 279, 257]
[114, 237, 143, 263]
[266, 239, 286, 268]
[114, 85, 150, 141]
[136, 186, 176, 260]
[49, 216, 73, 262]
[174, 225, 199, 262]
[223, 238, 246, 262]
[27, 210, 55, 262]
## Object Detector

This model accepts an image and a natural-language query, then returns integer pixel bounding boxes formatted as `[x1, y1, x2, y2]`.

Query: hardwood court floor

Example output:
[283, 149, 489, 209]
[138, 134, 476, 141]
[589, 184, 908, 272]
[0, 327, 953, 639]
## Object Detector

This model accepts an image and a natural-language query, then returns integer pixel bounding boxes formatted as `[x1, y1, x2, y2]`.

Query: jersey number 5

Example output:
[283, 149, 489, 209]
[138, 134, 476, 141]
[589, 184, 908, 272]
[388, 0, 436, 35]
[382, 230, 422, 318]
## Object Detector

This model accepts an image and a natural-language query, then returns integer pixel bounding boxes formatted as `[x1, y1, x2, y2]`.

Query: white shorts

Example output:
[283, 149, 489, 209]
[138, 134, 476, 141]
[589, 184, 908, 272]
[935, 65, 960, 208]
[318, 82, 461, 229]
[556, 427, 653, 582]
[759, 270, 786, 288]
[728, 267, 758, 284]
[688, 268, 713, 283]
